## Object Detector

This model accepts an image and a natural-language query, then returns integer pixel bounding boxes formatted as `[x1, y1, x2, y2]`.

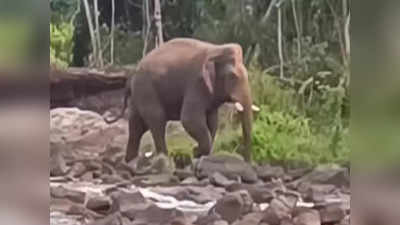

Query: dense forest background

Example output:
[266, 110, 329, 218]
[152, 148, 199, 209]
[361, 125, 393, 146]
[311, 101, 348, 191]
[50, 0, 350, 167]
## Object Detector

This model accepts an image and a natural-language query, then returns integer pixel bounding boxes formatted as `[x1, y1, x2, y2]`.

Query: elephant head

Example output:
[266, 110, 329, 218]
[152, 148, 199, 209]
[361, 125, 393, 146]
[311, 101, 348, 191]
[201, 43, 257, 161]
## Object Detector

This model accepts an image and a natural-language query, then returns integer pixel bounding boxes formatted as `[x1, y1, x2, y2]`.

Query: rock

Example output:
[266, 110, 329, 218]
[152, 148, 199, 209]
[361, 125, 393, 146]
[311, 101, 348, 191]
[181, 177, 200, 185]
[338, 215, 350, 225]
[209, 172, 236, 187]
[86, 195, 111, 214]
[100, 174, 125, 184]
[148, 186, 191, 201]
[148, 185, 224, 205]
[81, 171, 94, 181]
[297, 183, 336, 202]
[51, 198, 103, 219]
[185, 186, 225, 204]
[126, 203, 184, 224]
[86, 212, 122, 225]
[50, 143, 69, 176]
[193, 214, 221, 225]
[69, 162, 87, 178]
[292, 208, 321, 225]
[318, 203, 346, 224]
[175, 168, 195, 181]
[280, 219, 295, 225]
[261, 199, 292, 225]
[256, 164, 285, 182]
[51, 185, 86, 204]
[131, 174, 180, 187]
[213, 220, 229, 225]
[287, 168, 312, 180]
[291, 165, 349, 188]
[135, 153, 176, 175]
[110, 189, 146, 213]
[169, 217, 193, 225]
[213, 190, 253, 224]
[50, 107, 127, 154]
[231, 212, 264, 225]
[50, 211, 82, 225]
[194, 155, 258, 183]
[227, 183, 274, 204]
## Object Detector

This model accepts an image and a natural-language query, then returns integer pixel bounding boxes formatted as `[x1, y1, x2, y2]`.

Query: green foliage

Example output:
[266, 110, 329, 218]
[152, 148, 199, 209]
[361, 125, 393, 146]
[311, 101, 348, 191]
[215, 107, 349, 168]
[104, 26, 144, 65]
[50, 22, 75, 69]
[251, 109, 348, 167]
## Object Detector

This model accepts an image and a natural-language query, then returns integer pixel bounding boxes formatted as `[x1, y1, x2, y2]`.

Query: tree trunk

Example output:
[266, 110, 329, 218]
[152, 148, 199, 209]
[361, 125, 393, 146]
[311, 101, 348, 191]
[345, 13, 350, 62]
[261, 0, 278, 24]
[93, 0, 104, 68]
[291, 0, 302, 59]
[82, 0, 97, 67]
[142, 0, 151, 57]
[153, 0, 164, 47]
[110, 0, 115, 65]
[277, 4, 284, 79]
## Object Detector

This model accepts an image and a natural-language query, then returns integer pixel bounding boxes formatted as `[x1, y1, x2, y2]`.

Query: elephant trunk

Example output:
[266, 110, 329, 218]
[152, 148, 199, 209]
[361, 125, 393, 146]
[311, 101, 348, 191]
[238, 95, 253, 162]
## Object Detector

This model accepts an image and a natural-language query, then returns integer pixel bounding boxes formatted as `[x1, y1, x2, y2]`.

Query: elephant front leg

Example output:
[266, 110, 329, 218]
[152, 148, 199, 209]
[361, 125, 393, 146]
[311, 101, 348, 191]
[181, 108, 212, 158]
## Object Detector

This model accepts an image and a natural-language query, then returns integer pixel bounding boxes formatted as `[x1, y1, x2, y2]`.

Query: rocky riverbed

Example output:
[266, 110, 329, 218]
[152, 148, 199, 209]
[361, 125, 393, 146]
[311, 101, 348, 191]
[50, 107, 350, 225]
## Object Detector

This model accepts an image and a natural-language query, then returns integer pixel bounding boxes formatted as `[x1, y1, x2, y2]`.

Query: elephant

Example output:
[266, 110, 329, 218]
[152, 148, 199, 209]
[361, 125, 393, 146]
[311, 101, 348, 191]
[105, 38, 258, 163]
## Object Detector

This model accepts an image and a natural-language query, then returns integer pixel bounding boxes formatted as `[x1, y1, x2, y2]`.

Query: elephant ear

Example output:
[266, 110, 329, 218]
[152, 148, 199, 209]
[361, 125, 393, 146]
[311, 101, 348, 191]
[201, 45, 239, 94]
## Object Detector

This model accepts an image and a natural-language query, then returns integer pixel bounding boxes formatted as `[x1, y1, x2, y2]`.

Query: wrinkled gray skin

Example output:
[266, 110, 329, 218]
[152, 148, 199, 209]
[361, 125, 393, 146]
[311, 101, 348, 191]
[105, 38, 254, 163]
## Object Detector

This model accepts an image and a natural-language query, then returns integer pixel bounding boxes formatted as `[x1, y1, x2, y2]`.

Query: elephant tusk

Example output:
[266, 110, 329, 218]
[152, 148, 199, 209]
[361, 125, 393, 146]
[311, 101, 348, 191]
[252, 105, 260, 112]
[235, 102, 244, 112]
[144, 151, 153, 158]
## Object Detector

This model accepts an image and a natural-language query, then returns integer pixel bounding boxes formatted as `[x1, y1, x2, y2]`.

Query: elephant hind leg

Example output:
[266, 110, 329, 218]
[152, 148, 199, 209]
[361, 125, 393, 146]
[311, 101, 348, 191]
[125, 112, 148, 163]
[139, 105, 168, 156]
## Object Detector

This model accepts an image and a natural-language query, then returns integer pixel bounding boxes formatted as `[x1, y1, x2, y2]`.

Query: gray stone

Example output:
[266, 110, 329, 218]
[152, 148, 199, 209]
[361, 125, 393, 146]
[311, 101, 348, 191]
[51, 185, 86, 204]
[210, 172, 236, 187]
[293, 208, 321, 225]
[261, 199, 292, 225]
[231, 212, 264, 225]
[318, 203, 346, 224]
[181, 176, 200, 185]
[256, 164, 285, 181]
[86, 213, 122, 225]
[227, 183, 274, 204]
[86, 195, 111, 214]
[110, 189, 146, 213]
[213, 190, 253, 224]
[291, 165, 349, 188]
[50, 143, 69, 176]
[194, 155, 258, 183]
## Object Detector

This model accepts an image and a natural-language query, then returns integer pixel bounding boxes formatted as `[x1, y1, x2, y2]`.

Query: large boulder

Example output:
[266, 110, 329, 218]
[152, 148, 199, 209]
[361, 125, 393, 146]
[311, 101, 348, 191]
[50, 107, 128, 154]
[213, 190, 253, 224]
[290, 164, 349, 188]
[194, 155, 258, 183]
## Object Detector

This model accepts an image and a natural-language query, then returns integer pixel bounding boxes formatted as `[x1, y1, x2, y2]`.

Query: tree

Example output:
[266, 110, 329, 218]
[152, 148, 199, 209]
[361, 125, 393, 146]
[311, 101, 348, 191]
[154, 0, 164, 47]
[82, 0, 97, 67]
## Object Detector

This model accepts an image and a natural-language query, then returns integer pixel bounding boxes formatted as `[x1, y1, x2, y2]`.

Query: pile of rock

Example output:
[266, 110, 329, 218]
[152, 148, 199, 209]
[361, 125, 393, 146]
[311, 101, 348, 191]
[50, 108, 350, 225]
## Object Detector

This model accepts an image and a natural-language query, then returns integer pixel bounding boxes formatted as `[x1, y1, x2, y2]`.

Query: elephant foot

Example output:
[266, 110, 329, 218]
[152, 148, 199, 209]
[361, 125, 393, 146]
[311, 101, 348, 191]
[121, 157, 139, 176]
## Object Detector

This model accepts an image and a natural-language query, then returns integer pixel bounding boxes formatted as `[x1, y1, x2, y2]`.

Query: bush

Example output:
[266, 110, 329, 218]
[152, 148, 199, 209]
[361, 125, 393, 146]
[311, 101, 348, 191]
[50, 22, 74, 68]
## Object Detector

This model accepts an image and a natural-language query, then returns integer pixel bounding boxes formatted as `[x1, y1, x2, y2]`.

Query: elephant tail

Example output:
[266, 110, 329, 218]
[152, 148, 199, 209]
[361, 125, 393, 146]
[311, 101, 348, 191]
[104, 82, 131, 124]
